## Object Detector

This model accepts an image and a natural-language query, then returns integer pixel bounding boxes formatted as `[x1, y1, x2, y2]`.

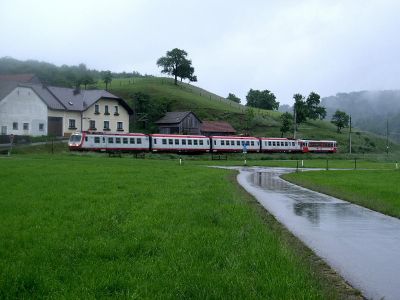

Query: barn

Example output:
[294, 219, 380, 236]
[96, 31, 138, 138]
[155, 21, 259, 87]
[155, 111, 202, 135]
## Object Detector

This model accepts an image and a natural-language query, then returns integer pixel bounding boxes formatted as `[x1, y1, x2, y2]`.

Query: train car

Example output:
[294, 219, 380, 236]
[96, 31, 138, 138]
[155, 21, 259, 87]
[300, 140, 337, 153]
[260, 138, 302, 153]
[68, 131, 150, 152]
[149, 134, 210, 153]
[210, 136, 260, 153]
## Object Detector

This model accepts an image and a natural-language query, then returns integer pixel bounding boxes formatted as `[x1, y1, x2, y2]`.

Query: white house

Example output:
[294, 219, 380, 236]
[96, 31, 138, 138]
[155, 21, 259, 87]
[0, 77, 132, 137]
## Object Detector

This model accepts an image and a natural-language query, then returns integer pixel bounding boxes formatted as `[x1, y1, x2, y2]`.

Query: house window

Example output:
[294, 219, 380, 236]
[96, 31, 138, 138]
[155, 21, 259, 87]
[13, 122, 18, 130]
[94, 137, 100, 143]
[104, 105, 109, 115]
[23, 123, 29, 130]
[89, 120, 96, 130]
[95, 104, 100, 114]
[130, 138, 135, 144]
[117, 122, 123, 131]
[69, 119, 76, 129]
[114, 106, 119, 116]
[39, 123, 44, 131]
[104, 121, 110, 130]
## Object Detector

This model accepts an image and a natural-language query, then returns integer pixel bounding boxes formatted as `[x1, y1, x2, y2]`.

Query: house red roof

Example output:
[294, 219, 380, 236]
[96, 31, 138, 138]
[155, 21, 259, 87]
[201, 121, 236, 133]
[0, 74, 40, 83]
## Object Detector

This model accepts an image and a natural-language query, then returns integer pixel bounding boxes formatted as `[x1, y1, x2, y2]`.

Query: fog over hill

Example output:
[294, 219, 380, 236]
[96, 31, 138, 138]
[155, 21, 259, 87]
[321, 91, 400, 141]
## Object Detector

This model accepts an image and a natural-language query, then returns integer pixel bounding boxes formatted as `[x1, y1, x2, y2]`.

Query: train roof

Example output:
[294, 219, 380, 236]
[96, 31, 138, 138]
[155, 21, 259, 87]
[79, 131, 147, 136]
[210, 135, 259, 140]
[150, 134, 208, 139]
[259, 137, 296, 140]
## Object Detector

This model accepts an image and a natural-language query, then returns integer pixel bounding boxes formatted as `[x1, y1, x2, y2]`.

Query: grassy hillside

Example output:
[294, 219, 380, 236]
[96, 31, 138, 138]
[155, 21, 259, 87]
[96, 77, 399, 155]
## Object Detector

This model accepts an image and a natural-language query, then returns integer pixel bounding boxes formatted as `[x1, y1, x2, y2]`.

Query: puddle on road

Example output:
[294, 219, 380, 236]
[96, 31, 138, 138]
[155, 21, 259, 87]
[237, 167, 400, 300]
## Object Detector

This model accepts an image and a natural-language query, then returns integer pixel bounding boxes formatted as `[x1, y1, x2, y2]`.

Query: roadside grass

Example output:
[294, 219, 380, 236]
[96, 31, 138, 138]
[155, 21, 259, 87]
[283, 170, 400, 218]
[0, 156, 358, 299]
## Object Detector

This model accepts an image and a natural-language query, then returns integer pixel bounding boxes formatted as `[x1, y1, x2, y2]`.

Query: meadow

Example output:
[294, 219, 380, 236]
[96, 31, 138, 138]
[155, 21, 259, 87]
[283, 170, 400, 218]
[0, 155, 359, 299]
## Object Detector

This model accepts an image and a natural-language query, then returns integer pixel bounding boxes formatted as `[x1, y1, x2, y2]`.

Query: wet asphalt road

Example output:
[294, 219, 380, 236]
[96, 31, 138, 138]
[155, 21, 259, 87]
[236, 167, 400, 300]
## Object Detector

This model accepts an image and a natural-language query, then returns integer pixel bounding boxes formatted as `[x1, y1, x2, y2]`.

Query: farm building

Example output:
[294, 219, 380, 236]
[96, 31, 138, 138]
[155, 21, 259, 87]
[156, 111, 202, 135]
[200, 121, 236, 136]
[0, 75, 132, 137]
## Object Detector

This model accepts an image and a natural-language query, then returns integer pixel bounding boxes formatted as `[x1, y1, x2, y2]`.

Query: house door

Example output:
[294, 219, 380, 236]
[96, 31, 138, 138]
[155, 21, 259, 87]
[1, 126, 6, 135]
[48, 117, 63, 136]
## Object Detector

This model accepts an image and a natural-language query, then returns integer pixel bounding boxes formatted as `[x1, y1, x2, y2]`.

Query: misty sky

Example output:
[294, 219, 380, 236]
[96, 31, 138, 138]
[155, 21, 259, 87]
[1, 0, 400, 105]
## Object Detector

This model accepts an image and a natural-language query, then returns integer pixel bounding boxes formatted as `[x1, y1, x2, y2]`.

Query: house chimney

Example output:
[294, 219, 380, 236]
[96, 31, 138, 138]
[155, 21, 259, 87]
[73, 86, 81, 95]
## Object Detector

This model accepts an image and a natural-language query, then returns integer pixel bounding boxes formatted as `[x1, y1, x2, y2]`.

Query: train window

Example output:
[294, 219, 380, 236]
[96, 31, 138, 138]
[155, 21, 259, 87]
[272, 141, 276, 146]
[285, 142, 288, 146]
[207, 140, 209, 145]
[251, 141, 254, 146]
[188, 140, 192, 145]
[168, 139, 173, 145]
[237, 141, 240, 146]
[103, 137, 105, 143]
[94, 137, 100, 143]
[214, 140, 216, 145]
[194, 140, 198, 145]
[130, 138, 135, 144]
[221, 140, 225, 145]
[257, 141, 259, 146]
[268, 141, 271, 146]
[175, 139, 179, 145]
[162, 139, 167, 145]
[116, 138, 121, 144]
[182, 139, 186, 145]
[85, 137, 88, 142]
[108, 137, 114, 143]
[153, 139, 157, 144]
[292, 142, 295, 146]
[199, 140, 203, 145]
[137, 138, 142, 144]
[123, 138, 128, 144]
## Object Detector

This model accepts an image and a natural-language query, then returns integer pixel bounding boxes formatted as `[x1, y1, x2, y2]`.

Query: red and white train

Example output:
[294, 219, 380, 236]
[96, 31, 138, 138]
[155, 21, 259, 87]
[68, 131, 337, 153]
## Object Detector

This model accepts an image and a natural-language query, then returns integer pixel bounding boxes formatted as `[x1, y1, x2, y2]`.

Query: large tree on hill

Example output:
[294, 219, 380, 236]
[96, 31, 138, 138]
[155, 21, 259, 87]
[157, 48, 196, 85]
[246, 89, 279, 110]
[331, 110, 350, 133]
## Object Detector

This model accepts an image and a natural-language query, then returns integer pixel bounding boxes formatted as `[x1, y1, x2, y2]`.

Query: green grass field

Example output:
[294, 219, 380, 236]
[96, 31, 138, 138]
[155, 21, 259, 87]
[283, 170, 400, 218]
[0, 156, 359, 299]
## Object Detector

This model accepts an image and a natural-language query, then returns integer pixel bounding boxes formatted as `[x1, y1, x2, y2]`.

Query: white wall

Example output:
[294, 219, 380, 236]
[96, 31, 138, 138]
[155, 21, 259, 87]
[48, 110, 82, 137]
[0, 87, 47, 136]
[83, 99, 130, 132]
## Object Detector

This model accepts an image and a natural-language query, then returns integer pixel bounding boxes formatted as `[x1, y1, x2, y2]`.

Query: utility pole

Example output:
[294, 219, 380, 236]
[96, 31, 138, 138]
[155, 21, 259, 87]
[349, 115, 352, 154]
[386, 119, 389, 156]
[293, 105, 297, 139]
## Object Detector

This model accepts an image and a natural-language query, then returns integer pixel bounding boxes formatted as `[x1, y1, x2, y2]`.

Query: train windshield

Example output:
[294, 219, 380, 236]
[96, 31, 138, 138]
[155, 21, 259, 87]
[69, 134, 82, 143]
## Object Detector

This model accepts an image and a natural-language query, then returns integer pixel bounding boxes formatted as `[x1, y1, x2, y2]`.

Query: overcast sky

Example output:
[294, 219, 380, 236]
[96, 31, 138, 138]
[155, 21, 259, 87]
[1, 0, 400, 105]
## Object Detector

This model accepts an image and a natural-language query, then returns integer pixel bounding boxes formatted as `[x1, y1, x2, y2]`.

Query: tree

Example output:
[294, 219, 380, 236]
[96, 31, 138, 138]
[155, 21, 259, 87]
[306, 92, 326, 120]
[157, 48, 196, 85]
[245, 107, 255, 132]
[246, 89, 279, 110]
[280, 112, 293, 137]
[331, 110, 350, 133]
[227, 93, 241, 103]
[102, 70, 112, 90]
[293, 93, 308, 128]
